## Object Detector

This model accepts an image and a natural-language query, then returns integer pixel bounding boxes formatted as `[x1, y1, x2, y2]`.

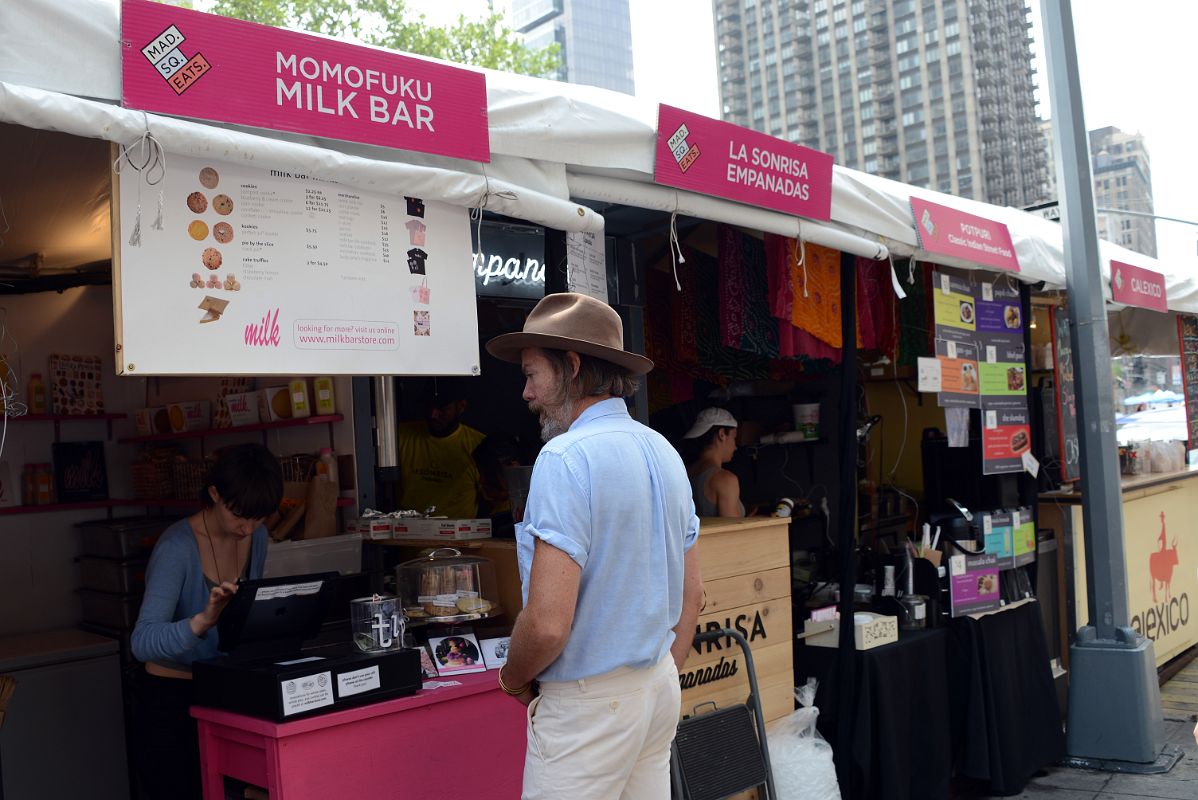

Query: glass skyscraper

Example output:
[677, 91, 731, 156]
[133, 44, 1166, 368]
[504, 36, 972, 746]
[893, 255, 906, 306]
[513, 0, 636, 95]
[715, 0, 1046, 207]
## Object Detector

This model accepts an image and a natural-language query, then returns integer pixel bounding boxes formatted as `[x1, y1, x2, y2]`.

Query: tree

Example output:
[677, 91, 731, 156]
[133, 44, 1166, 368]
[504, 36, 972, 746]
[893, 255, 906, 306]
[210, 0, 561, 78]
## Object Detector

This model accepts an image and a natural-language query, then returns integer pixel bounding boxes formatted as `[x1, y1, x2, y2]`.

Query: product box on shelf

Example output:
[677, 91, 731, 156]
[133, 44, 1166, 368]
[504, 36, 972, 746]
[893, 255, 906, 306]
[392, 518, 492, 541]
[135, 407, 172, 435]
[168, 401, 211, 432]
[358, 517, 395, 540]
[223, 392, 260, 427]
[214, 378, 254, 428]
[260, 387, 293, 422]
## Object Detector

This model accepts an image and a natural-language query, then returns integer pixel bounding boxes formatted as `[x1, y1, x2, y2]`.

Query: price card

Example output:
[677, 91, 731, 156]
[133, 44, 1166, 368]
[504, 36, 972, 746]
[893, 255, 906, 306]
[983, 514, 993, 535]
[986, 410, 998, 429]
[986, 345, 997, 363]
[917, 357, 943, 392]
[947, 340, 958, 359]
[982, 283, 994, 302]
[950, 554, 966, 577]
[1022, 451, 1040, 478]
[941, 274, 952, 295]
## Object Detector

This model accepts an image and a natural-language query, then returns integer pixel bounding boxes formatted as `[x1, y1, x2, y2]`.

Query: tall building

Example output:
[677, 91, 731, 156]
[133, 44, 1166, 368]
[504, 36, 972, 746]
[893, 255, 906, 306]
[714, 0, 1046, 206]
[1089, 126, 1156, 257]
[512, 0, 635, 95]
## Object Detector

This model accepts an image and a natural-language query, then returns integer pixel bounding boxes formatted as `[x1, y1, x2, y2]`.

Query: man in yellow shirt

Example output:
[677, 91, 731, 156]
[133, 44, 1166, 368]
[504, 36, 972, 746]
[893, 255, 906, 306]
[397, 379, 486, 519]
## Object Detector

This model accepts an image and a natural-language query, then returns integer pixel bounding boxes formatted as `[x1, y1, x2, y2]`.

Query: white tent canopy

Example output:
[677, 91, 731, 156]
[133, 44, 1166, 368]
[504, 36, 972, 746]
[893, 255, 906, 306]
[1, 0, 1196, 307]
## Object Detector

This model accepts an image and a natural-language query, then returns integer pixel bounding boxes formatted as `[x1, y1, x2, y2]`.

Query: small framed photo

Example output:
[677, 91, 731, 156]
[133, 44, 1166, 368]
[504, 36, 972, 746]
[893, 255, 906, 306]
[427, 632, 486, 676]
[479, 637, 511, 670]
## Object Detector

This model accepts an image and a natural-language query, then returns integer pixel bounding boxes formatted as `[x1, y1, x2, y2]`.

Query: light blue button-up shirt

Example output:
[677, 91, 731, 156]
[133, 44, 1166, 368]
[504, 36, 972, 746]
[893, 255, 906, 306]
[517, 397, 700, 682]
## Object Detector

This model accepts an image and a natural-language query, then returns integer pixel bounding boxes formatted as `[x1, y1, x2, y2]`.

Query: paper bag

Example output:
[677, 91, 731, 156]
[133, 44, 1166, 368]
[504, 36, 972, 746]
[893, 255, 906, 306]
[300, 479, 338, 540]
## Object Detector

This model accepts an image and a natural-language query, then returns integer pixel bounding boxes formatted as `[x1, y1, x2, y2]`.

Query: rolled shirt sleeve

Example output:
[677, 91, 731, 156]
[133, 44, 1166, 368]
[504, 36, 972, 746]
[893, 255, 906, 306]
[521, 450, 591, 569]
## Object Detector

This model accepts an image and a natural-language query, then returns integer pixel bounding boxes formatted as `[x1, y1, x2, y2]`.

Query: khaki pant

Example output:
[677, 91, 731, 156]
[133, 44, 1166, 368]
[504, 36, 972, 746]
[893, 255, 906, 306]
[522, 655, 681, 799]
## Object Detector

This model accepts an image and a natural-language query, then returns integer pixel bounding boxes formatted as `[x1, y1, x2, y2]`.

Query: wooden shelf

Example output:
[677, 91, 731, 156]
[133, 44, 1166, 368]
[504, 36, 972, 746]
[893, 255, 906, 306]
[0, 496, 356, 516]
[6, 413, 127, 423]
[0, 500, 122, 516]
[118, 414, 343, 444]
[129, 497, 357, 509]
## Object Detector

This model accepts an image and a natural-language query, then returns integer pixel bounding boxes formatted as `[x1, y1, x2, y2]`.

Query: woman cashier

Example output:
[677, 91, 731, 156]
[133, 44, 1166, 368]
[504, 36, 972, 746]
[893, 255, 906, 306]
[682, 407, 745, 517]
[130, 443, 283, 799]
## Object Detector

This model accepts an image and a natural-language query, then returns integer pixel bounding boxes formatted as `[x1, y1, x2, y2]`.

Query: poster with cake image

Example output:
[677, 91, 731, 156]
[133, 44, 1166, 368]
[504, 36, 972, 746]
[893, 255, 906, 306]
[1012, 506, 1036, 568]
[427, 633, 487, 676]
[949, 551, 1002, 617]
[935, 337, 980, 409]
[981, 405, 1032, 475]
[981, 510, 1015, 571]
[117, 152, 478, 375]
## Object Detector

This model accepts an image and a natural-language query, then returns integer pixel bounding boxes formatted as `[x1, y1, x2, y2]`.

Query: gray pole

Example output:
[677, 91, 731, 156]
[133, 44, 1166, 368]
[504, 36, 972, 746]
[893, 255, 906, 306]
[1042, 0, 1166, 766]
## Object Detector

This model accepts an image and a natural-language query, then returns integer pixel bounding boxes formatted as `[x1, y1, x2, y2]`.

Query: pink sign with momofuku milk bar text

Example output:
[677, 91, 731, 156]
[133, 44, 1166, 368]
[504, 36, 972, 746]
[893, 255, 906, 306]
[120, 0, 489, 162]
[1111, 260, 1168, 312]
[909, 197, 1021, 273]
[653, 105, 834, 221]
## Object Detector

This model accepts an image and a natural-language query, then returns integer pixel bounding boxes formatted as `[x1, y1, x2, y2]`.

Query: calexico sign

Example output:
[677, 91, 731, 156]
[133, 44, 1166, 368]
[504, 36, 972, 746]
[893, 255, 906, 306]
[910, 197, 1021, 273]
[654, 105, 834, 221]
[1111, 260, 1167, 313]
[120, 0, 490, 162]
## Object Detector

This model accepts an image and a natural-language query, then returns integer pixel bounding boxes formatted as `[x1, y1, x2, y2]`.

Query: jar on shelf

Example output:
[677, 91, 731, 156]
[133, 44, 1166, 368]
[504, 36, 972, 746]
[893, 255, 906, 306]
[396, 548, 499, 623]
[34, 463, 54, 505]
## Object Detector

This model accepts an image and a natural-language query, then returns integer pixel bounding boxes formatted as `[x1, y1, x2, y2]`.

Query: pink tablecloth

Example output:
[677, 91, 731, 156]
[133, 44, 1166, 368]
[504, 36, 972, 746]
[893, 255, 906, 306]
[192, 671, 527, 799]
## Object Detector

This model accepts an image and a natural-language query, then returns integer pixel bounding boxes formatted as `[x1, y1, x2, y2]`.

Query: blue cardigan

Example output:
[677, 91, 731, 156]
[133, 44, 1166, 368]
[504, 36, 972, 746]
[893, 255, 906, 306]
[131, 518, 268, 668]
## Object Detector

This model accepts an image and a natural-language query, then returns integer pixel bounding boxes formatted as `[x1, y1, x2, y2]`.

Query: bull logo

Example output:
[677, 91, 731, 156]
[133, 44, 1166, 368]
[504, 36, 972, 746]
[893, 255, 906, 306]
[1150, 511, 1179, 603]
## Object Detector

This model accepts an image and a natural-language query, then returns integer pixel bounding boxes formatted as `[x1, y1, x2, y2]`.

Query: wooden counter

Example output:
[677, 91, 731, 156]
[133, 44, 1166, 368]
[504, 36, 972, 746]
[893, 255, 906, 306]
[1039, 466, 1198, 667]
[681, 516, 794, 726]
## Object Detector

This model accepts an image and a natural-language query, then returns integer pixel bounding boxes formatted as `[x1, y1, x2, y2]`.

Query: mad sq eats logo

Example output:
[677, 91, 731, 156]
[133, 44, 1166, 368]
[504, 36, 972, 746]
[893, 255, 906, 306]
[140, 22, 212, 95]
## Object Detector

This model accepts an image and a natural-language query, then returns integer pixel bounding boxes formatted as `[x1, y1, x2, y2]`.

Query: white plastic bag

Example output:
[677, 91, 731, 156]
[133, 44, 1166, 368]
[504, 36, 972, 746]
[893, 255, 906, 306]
[766, 679, 841, 800]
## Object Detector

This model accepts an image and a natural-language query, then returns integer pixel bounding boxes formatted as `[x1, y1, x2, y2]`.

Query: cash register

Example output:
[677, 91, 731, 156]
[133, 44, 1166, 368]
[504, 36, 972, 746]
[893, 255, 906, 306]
[193, 573, 422, 722]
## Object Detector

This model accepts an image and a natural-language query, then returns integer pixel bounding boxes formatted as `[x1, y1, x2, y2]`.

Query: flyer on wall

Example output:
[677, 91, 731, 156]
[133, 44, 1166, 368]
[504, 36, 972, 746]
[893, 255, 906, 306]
[981, 510, 1014, 571]
[932, 267, 980, 408]
[1012, 507, 1036, 568]
[981, 406, 1032, 475]
[934, 338, 980, 408]
[949, 551, 1002, 617]
[116, 153, 479, 375]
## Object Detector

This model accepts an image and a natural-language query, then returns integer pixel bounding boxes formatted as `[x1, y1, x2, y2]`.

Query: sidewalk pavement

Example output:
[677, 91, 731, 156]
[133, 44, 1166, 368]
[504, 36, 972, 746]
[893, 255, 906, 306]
[978, 656, 1198, 799]
[984, 717, 1197, 799]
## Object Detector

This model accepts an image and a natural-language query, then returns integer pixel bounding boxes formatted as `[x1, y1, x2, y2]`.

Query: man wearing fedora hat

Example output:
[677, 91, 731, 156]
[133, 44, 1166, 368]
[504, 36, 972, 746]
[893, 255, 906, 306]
[486, 292, 704, 799]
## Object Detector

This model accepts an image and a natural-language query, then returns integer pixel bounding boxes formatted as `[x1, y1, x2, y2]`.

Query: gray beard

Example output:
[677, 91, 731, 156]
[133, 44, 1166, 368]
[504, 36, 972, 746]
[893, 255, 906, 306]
[537, 401, 574, 442]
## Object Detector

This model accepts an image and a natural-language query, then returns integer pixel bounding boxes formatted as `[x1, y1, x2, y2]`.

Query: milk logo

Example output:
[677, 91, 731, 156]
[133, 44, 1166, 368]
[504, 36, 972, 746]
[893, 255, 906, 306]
[140, 22, 212, 95]
[667, 123, 701, 174]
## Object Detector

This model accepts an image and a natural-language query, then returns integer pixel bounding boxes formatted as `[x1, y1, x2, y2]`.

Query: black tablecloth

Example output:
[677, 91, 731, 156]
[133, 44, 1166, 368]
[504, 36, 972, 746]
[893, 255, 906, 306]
[947, 600, 1065, 795]
[796, 628, 953, 800]
[795, 600, 1065, 799]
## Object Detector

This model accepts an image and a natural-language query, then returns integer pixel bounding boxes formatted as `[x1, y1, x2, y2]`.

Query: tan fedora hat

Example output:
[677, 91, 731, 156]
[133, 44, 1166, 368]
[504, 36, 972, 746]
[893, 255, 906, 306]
[486, 292, 654, 375]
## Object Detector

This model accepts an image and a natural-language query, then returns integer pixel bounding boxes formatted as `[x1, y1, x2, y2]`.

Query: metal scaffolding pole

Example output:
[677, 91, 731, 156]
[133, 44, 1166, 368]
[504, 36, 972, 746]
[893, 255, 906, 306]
[1042, 0, 1171, 769]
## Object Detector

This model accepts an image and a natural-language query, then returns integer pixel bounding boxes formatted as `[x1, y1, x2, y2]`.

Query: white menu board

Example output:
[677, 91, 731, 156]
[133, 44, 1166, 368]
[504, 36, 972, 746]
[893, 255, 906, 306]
[565, 229, 609, 304]
[115, 153, 479, 375]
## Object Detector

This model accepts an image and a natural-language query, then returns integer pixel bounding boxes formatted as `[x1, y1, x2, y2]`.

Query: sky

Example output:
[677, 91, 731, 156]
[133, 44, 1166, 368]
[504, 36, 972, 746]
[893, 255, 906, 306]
[410, 0, 1197, 268]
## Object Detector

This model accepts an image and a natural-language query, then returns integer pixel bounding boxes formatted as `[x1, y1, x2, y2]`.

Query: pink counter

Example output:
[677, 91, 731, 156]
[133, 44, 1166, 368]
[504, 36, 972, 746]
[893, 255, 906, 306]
[192, 671, 527, 799]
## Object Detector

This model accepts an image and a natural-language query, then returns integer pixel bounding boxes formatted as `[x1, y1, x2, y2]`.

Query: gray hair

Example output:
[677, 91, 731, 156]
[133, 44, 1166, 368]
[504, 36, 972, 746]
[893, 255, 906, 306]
[541, 349, 640, 401]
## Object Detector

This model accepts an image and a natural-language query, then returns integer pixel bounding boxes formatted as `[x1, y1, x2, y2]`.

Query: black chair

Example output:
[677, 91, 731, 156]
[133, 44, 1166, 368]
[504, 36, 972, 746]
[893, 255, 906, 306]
[671, 628, 776, 800]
